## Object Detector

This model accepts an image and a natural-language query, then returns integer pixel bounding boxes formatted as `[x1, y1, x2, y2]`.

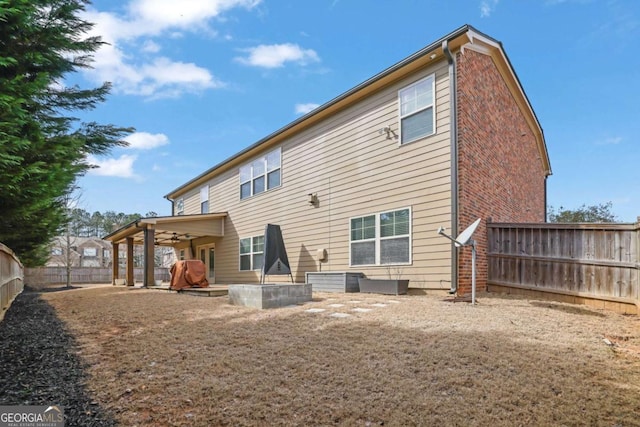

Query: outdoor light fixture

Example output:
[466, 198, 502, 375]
[379, 125, 398, 140]
[308, 193, 318, 206]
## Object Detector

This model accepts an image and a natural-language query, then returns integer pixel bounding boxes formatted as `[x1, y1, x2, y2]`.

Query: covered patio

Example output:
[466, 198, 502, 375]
[103, 213, 227, 287]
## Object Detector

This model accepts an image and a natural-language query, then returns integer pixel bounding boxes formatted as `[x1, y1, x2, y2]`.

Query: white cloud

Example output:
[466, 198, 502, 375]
[140, 57, 225, 98]
[596, 136, 623, 145]
[81, 0, 261, 98]
[125, 132, 170, 150]
[141, 40, 161, 53]
[235, 43, 320, 68]
[480, 0, 499, 17]
[295, 103, 320, 115]
[87, 154, 138, 178]
[127, 0, 261, 33]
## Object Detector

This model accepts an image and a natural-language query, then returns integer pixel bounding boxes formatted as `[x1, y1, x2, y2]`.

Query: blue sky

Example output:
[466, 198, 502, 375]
[75, 0, 640, 222]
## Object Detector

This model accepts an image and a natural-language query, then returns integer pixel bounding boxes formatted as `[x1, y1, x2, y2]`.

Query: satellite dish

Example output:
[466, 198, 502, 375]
[436, 218, 482, 305]
[455, 218, 481, 247]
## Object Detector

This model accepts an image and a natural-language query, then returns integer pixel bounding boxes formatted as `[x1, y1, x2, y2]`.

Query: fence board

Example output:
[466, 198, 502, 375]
[487, 222, 639, 309]
[1, 243, 24, 320]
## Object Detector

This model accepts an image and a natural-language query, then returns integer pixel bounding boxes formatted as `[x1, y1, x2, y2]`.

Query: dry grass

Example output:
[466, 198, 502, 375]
[41, 286, 640, 426]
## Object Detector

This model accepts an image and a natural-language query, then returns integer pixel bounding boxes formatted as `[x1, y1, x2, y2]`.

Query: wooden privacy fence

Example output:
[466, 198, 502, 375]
[25, 267, 170, 285]
[1, 243, 24, 321]
[487, 222, 639, 314]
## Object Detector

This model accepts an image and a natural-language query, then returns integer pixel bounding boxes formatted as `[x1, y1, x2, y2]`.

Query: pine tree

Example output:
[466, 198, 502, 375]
[0, 0, 133, 265]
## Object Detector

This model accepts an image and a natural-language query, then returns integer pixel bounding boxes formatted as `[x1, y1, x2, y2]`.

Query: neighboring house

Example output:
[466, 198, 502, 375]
[48, 237, 176, 269]
[105, 25, 551, 294]
[48, 236, 112, 267]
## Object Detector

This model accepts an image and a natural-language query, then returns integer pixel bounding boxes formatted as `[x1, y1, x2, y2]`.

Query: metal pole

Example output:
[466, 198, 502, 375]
[471, 241, 476, 305]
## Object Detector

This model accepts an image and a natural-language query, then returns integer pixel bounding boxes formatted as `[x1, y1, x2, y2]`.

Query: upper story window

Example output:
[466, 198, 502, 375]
[398, 75, 435, 144]
[51, 247, 63, 256]
[239, 148, 281, 200]
[175, 198, 184, 216]
[350, 207, 411, 266]
[200, 186, 209, 214]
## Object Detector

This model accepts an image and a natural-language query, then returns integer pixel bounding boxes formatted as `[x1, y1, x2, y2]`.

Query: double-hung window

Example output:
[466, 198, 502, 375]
[240, 148, 281, 200]
[239, 235, 264, 271]
[175, 198, 184, 216]
[350, 208, 411, 266]
[200, 186, 209, 214]
[399, 75, 435, 144]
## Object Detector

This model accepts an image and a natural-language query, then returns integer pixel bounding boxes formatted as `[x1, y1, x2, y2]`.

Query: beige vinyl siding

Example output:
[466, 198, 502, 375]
[181, 187, 201, 215]
[177, 61, 452, 289]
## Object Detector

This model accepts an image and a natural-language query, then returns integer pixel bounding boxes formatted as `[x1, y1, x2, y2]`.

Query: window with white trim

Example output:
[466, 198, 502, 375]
[239, 235, 264, 271]
[239, 148, 281, 200]
[200, 186, 209, 214]
[83, 247, 97, 257]
[350, 208, 411, 266]
[399, 75, 435, 144]
[176, 198, 184, 216]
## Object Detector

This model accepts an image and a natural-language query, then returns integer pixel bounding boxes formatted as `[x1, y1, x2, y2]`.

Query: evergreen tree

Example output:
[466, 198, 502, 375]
[0, 0, 133, 265]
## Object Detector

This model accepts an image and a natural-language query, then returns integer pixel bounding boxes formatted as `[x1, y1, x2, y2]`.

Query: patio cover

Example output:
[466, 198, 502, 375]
[103, 212, 227, 287]
[103, 212, 227, 246]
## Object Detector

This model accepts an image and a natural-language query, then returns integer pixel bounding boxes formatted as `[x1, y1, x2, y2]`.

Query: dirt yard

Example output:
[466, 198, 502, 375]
[21, 286, 640, 425]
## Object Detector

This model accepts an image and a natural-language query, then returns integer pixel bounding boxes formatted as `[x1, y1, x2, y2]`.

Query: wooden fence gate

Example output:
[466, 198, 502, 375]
[487, 222, 639, 314]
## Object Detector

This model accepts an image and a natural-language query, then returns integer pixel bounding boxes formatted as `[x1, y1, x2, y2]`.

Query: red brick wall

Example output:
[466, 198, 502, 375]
[456, 48, 546, 295]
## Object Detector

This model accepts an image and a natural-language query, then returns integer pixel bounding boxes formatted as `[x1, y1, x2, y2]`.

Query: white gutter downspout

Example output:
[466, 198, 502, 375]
[443, 39, 459, 295]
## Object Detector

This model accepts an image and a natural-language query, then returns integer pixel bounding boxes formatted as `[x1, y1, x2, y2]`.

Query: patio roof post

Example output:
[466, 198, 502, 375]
[111, 242, 119, 285]
[143, 225, 155, 287]
[126, 237, 134, 286]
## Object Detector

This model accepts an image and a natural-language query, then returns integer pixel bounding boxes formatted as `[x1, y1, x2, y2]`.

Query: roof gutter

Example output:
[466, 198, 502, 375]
[443, 39, 459, 295]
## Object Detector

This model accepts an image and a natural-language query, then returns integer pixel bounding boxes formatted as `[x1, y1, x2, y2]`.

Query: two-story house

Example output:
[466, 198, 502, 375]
[48, 236, 112, 268]
[105, 25, 551, 294]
